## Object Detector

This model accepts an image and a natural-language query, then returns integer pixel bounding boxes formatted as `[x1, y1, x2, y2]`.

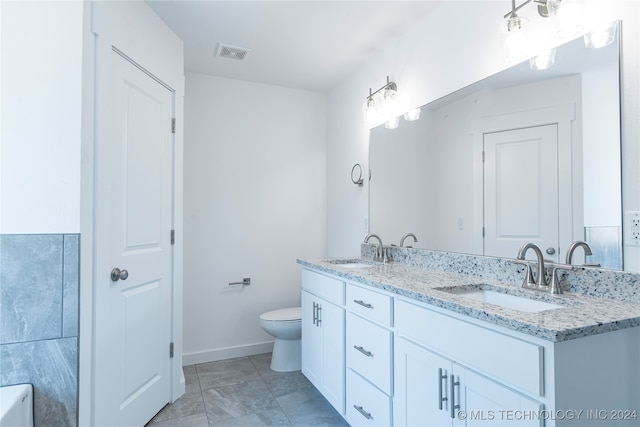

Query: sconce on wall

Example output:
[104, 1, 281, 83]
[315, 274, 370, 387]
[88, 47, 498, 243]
[500, 0, 617, 71]
[362, 76, 422, 129]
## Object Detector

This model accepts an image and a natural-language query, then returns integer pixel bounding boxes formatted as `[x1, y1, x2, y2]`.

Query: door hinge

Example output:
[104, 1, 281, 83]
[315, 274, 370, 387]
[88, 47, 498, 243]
[170, 229, 175, 245]
[171, 118, 176, 134]
[482, 151, 485, 162]
[169, 342, 174, 358]
[482, 226, 485, 237]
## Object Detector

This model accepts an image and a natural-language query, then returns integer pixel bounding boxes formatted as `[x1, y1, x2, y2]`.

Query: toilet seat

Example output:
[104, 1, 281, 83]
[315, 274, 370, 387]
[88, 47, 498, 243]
[260, 307, 301, 322]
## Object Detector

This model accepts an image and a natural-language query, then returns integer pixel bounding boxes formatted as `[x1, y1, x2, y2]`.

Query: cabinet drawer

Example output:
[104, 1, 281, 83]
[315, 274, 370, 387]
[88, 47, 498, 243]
[396, 300, 544, 397]
[346, 313, 392, 395]
[346, 369, 391, 427]
[346, 283, 392, 326]
[302, 268, 344, 305]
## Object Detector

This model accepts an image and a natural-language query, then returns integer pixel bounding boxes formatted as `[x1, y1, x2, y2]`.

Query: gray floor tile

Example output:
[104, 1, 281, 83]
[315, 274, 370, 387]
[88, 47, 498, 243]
[146, 390, 205, 425]
[262, 371, 314, 398]
[146, 412, 210, 427]
[147, 355, 347, 426]
[249, 352, 273, 374]
[208, 407, 293, 426]
[276, 387, 348, 426]
[197, 357, 261, 389]
[203, 378, 279, 423]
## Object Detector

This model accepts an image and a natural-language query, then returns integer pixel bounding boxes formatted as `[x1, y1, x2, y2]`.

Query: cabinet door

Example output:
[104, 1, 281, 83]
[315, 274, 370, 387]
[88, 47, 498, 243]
[394, 338, 452, 427]
[454, 364, 543, 427]
[301, 291, 323, 388]
[320, 298, 345, 414]
[301, 290, 345, 415]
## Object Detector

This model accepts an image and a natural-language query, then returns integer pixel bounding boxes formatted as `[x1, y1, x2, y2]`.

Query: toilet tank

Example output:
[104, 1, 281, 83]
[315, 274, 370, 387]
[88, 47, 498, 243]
[0, 384, 34, 427]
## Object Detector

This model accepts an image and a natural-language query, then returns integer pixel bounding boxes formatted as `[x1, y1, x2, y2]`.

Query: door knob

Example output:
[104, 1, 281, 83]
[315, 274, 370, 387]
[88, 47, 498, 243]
[111, 268, 129, 282]
[546, 247, 556, 255]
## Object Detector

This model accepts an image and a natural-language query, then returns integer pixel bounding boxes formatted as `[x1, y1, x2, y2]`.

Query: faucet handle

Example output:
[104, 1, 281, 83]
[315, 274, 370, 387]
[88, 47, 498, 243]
[514, 260, 536, 288]
[549, 264, 574, 294]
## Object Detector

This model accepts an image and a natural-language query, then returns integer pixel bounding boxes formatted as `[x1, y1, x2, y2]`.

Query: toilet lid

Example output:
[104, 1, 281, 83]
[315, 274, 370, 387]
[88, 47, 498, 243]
[260, 307, 301, 321]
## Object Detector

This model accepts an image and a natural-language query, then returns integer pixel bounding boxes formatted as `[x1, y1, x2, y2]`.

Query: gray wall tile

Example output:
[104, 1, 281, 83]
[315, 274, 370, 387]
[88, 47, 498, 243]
[0, 337, 77, 427]
[63, 234, 79, 338]
[0, 233, 79, 427]
[0, 234, 63, 343]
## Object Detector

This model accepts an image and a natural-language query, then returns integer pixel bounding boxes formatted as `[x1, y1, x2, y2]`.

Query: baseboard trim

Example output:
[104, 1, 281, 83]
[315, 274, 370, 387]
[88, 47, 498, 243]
[182, 341, 275, 366]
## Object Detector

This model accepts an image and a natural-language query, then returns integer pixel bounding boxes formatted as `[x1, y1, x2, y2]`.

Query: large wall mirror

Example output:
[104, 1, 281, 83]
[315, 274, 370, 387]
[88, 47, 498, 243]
[369, 26, 622, 269]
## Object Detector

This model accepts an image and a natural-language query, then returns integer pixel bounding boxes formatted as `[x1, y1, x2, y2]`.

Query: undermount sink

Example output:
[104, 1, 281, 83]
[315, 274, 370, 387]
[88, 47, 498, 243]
[326, 259, 374, 269]
[438, 285, 565, 313]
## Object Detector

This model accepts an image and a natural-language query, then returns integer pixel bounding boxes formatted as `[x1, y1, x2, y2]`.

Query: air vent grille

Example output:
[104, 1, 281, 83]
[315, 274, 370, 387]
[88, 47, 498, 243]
[216, 44, 251, 61]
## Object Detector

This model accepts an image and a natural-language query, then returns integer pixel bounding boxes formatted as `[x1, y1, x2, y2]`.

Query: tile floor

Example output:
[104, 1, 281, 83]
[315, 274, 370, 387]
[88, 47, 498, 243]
[146, 353, 349, 426]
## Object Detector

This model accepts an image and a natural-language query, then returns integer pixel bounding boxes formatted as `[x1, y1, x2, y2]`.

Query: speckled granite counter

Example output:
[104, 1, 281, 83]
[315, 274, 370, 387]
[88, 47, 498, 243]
[297, 256, 640, 343]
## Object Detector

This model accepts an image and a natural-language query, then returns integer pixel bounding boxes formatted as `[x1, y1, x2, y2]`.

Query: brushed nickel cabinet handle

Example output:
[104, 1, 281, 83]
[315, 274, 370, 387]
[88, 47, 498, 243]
[438, 368, 448, 410]
[353, 345, 373, 357]
[353, 405, 373, 420]
[353, 299, 373, 309]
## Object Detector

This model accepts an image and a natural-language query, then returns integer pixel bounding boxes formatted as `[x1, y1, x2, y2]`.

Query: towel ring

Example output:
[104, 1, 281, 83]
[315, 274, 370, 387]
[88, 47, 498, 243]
[351, 164, 363, 187]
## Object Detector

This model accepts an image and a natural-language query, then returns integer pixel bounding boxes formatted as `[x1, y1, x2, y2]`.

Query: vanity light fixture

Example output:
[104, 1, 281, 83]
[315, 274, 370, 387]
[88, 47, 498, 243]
[500, 0, 614, 69]
[362, 76, 398, 127]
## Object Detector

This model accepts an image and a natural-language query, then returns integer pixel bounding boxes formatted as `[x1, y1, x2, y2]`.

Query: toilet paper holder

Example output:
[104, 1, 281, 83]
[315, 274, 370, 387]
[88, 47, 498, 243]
[228, 278, 251, 286]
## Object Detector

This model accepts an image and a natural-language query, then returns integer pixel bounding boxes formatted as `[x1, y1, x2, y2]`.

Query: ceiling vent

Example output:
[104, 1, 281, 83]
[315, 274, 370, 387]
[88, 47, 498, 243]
[216, 43, 251, 61]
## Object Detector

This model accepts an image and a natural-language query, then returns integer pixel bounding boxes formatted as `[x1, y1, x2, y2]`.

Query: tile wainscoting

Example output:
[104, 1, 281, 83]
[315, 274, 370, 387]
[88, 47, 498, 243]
[0, 234, 79, 427]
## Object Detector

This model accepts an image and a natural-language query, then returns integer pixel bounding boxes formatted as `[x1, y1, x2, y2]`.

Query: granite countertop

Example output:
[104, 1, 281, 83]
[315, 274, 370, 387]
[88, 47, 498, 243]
[297, 257, 640, 342]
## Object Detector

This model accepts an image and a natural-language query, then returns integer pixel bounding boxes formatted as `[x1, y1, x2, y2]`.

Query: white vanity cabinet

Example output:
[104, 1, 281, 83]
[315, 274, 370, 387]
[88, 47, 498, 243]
[300, 263, 640, 427]
[393, 298, 640, 427]
[301, 268, 345, 415]
[345, 283, 394, 426]
[395, 338, 543, 427]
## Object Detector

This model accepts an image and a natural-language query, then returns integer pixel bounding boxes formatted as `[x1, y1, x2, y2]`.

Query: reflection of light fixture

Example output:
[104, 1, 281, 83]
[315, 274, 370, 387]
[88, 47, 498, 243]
[385, 116, 400, 129]
[362, 76, 398, 128]
[529, 47, 556, 70]
[584, 20, 617, 49]
[404, 108, 421, 121]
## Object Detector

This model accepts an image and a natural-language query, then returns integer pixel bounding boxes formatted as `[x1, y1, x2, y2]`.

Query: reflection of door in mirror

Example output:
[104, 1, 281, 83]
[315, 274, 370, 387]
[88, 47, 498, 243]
[483, 125, 560, 262]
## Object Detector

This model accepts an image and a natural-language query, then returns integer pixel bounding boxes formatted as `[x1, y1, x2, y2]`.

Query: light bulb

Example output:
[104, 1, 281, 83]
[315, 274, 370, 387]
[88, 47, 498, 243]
[499, 14, 530, 63]
[362, 97, 377, 127]
[554, 1, 584, 39]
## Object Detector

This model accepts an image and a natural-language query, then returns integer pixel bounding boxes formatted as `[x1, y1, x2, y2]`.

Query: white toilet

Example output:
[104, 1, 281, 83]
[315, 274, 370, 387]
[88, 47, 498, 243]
[259, 307, 302, 372]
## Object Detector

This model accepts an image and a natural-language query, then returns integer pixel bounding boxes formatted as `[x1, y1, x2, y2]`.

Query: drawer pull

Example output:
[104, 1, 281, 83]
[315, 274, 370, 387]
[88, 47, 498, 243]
[353, 299, 373, 309]
[316, 304, 322, 326]
[438, 368, 447, 410]
[450, 374, 460, 419]
[353, 345, 373, 357]
[353, 405, 373, 420]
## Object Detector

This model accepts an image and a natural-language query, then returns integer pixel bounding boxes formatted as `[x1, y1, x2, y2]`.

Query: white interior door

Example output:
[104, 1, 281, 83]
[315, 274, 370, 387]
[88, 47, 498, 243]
[94, 49, 174, 426]
[483, 125, 559, 261]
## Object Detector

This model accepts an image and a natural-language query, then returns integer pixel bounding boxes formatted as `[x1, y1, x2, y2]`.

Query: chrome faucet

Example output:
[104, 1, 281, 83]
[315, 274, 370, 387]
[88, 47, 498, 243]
[516, 243, 548, 288]
[364, 233, 385, 262]
[400, 233, 418, 248]
[565, 240, 593, 265]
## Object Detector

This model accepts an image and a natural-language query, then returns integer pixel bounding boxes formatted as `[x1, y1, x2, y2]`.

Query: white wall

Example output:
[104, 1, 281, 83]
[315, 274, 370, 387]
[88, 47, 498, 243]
[183, 73, 326, 363]
[326, 1, 640, 270]
[0, 0, 83, 234]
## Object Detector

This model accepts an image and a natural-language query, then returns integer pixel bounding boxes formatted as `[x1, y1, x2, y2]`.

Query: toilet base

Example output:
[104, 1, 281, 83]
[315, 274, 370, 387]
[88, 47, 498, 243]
[270, 338, 301, 372]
